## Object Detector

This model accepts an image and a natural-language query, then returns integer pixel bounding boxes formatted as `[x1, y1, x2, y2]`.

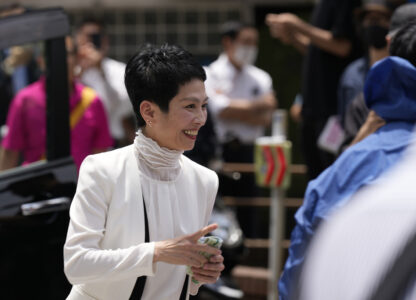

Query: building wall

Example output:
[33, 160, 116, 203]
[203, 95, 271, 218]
[67, 3, 246, 63]
[18, 0, 315, 9]
[8, 0, 315, 165]
[16, 0, 315, 62]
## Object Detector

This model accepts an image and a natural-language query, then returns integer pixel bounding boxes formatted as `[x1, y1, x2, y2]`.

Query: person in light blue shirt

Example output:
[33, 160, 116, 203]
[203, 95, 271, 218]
[279, 19, 416, 300]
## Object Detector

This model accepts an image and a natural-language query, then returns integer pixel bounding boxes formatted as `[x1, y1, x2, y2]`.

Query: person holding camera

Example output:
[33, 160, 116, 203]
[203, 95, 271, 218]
[75, 17, 134, 146]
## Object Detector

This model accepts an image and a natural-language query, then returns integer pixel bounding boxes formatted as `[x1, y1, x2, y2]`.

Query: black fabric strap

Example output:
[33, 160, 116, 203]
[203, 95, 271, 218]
[129, 196, 189, 299]
[129, 196, 149, 300]
[179, 275, 189, 300]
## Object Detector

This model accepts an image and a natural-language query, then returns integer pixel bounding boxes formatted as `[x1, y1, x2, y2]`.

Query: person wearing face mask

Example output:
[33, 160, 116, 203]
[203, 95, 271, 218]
[337, 0, 394, 150]
[204, 21, 277, 238]
[278, 14, 416, 300]
[205, 21, 277, 150]
[340, 1, 416, 151]
[297, 21, 416, 300]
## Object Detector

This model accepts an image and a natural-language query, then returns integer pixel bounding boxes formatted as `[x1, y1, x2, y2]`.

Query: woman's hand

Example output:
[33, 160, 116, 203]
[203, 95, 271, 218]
[153, 224, 221, 268]
[190, 254, 225, 284]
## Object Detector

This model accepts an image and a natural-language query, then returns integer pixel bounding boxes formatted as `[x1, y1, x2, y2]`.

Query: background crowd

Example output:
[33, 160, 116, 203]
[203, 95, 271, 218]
[1, 0, 416, 299]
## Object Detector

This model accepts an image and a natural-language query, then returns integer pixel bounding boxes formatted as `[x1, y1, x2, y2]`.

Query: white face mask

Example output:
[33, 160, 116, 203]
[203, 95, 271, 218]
[233, 45, 258, 66]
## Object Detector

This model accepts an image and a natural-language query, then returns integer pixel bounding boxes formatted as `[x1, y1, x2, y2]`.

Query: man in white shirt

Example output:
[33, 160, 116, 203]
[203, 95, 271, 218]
[205, 21, 276, 153]
[75, 17, 134, 146]
[205, 21, 277, 237]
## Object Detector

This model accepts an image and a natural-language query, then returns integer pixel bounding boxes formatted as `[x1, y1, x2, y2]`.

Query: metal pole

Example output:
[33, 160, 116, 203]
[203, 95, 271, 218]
[268, 188, 285, 300]
[268, 109, 288, 300]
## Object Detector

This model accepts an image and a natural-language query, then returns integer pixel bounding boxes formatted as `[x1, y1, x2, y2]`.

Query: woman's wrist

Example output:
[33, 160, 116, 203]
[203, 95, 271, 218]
[153, 241, 161, 263]
[153, 241, 166, 263]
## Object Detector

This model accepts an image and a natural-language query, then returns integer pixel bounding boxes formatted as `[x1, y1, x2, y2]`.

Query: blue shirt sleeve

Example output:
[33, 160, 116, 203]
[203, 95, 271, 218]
[278, 170, 329, 300]
[278, 130, 408, 300]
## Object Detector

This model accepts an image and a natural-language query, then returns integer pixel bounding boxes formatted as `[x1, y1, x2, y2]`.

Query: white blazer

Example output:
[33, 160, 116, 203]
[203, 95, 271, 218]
[64, 145, 218, 300]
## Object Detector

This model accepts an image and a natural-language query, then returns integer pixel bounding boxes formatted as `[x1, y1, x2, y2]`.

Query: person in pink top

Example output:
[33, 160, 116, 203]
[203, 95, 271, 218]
[0, 37, 113, 171]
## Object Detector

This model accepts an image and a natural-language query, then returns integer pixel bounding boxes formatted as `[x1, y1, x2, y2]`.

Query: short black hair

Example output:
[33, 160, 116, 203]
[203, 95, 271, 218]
[124, 44, 206, 127]
[389, 20, 416, 67]
[220, 21, 255, 40]
[355, 0, 393, 23]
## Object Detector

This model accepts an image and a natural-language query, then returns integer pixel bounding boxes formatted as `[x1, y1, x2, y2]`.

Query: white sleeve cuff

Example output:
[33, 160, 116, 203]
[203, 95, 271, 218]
[142, 241, 157, 277]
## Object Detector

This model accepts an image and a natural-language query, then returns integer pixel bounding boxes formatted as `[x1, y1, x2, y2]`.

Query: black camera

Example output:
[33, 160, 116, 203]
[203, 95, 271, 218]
[90, 33, 102, 49]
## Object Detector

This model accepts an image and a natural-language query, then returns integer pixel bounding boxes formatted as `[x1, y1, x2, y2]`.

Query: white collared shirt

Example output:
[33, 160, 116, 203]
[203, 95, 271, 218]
[204, 54, 273, 144]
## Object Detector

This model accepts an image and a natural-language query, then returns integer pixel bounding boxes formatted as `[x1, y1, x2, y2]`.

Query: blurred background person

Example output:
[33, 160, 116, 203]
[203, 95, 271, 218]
[289, 93, 303, 124]
[341, 2, 416, 149]
[75, 17, 134, 147]
[299, 26, 416, 294]
[277, 8, 416, 299]
[0, 37, 112, 171]
[0, 3, 41, 134]
[204, 21, 277, 238]
[266, 0, 362, 180]
[338, 0, 393, 123]
[299, 133, 416, 300]
[205, 21, 277, 163]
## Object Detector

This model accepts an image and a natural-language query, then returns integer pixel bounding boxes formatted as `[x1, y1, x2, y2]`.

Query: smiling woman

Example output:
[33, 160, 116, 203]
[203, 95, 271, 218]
[64, 44, 224, 300]
[140, 79, 208, 151]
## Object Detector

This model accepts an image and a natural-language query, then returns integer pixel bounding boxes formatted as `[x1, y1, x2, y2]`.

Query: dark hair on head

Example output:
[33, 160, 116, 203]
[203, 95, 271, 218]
[389, 20, 416, 67]
[124, 44, 206, 127]
[220, 21, 255, 40]
[77, 15, 105, 33]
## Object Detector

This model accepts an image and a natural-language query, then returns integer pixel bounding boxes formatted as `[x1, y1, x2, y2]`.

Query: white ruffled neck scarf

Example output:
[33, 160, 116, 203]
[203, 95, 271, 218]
[133, 129, 183, 181]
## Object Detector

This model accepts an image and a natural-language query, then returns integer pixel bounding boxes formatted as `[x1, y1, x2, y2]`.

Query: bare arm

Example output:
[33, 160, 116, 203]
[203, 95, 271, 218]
[294, 18, 351, 57]
[0, 147, 19, 171]
[266, 13, 351, 58]
[288, 31, 311, 55]
[218, 92, 277, 126]
[350, 110, 385, 147]
[267, 16, 310, 55]
[76, 44, 104, 77]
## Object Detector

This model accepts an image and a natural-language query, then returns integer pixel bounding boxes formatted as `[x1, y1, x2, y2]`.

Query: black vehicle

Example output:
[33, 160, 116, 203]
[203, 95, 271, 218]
[0, 8, 76, 299]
